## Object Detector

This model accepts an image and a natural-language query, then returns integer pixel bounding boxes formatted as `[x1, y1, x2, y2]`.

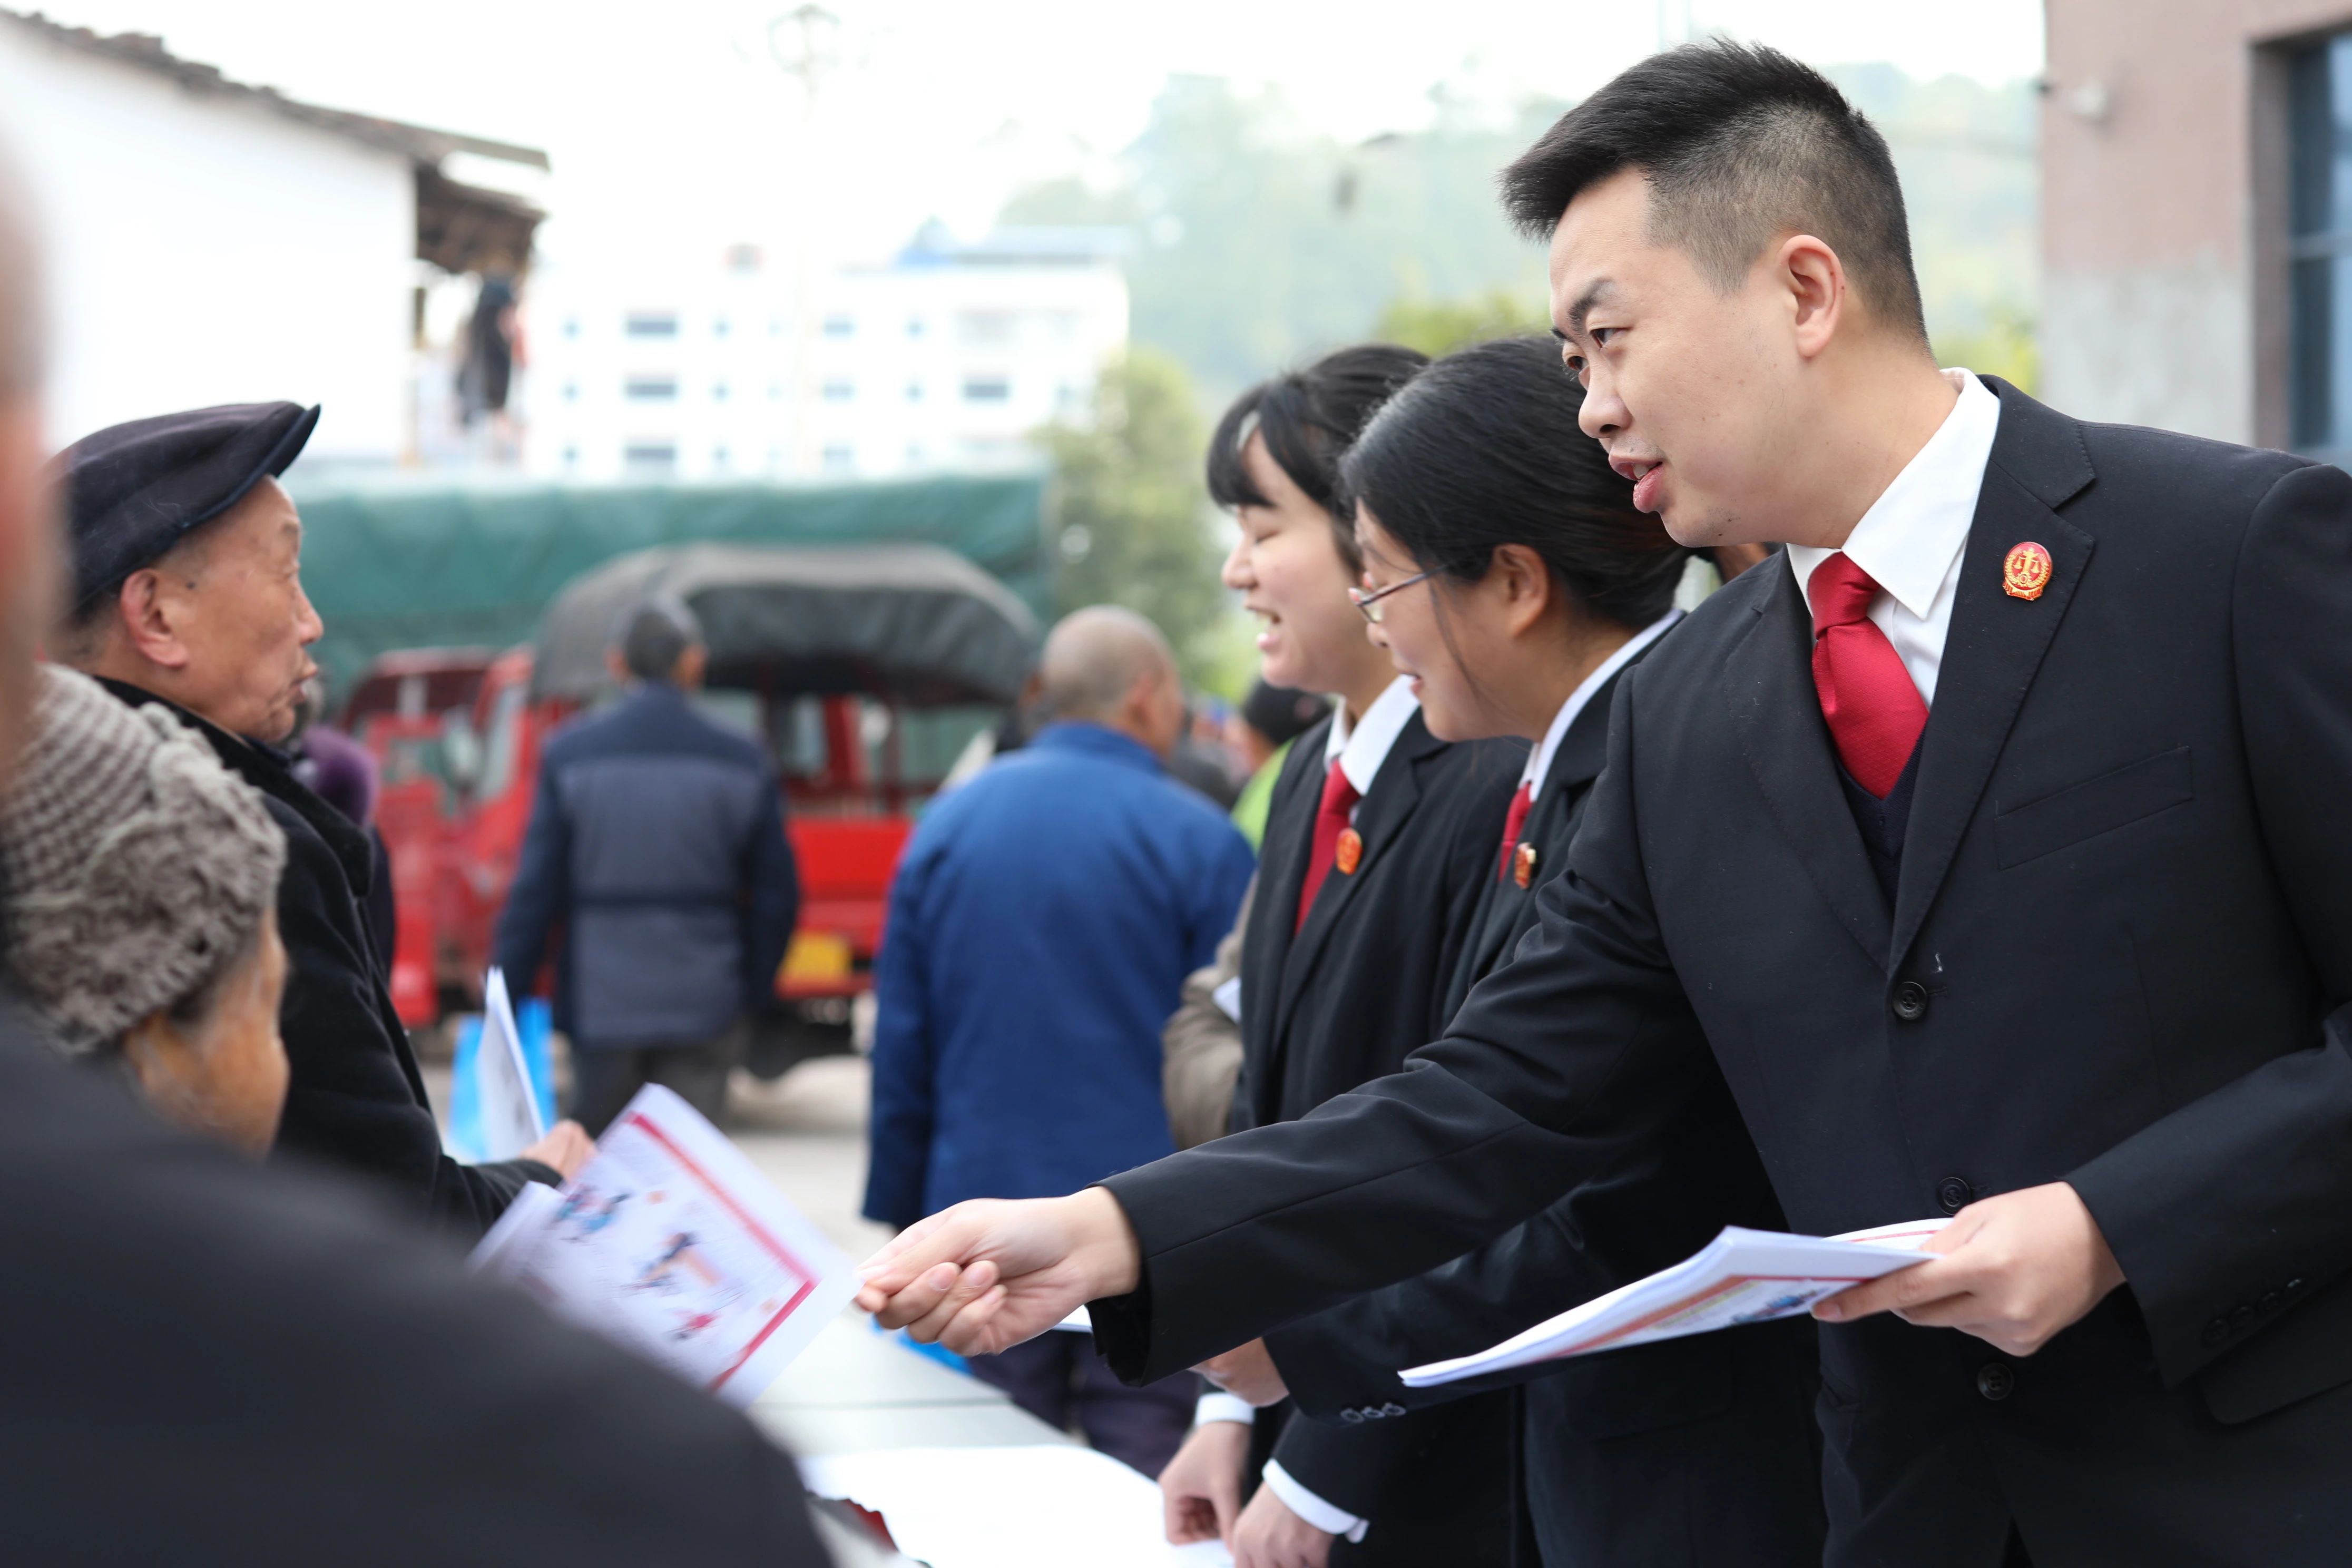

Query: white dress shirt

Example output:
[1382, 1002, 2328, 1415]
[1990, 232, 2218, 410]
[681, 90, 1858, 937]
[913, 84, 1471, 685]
[1324, 674, 1421, 815]
[1522, 610, 1683, 800]
[1783, 369, 2002, 708]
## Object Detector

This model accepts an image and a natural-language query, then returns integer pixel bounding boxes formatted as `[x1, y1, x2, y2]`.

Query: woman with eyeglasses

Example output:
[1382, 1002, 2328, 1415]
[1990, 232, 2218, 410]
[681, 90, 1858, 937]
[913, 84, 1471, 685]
[1206, 336, 1824, 1568]
[1156, 342, 1527, 1568]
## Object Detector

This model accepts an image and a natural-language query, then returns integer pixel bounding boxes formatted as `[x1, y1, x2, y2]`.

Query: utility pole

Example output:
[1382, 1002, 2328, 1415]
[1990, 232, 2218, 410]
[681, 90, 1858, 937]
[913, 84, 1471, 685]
[769, 5, 840, 477]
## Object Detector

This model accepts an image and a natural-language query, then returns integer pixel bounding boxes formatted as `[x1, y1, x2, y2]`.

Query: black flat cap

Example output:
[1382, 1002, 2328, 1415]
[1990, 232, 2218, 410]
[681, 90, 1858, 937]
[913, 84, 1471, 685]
[58, 401, 319, 611]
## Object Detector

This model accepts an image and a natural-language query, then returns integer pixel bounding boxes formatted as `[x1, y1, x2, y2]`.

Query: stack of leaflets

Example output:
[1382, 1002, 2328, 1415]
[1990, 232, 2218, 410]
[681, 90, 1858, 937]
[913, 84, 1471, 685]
[1400, 1219, 1948, 1387]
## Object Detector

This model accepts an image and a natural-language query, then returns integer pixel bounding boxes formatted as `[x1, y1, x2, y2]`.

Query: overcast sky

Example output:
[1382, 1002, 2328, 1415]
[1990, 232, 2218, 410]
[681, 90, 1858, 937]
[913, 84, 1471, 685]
[30, 1, 2046, 266]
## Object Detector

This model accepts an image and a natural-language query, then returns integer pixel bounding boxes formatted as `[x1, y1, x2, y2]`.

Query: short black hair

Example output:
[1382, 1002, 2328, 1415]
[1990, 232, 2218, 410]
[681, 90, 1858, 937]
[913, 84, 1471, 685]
[1341, 337, 1689, 631]
[1502, 41, 1925, 340]
[1206, 344, 1428, 575]
[616, 595, 702, 682]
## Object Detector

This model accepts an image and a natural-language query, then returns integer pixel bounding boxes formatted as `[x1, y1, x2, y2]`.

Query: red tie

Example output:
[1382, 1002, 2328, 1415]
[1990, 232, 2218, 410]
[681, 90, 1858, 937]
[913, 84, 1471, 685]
[1295, 758, 1363, 932]
[1807, 553, 1928, 798]
[1496, 781, 1533, 882]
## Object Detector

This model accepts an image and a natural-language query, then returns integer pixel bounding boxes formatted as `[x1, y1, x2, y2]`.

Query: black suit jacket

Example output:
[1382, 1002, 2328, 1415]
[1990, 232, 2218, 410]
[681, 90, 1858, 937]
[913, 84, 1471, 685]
[1231, 708, 1522, 1553]
[1265, 660, 1826, 1568]
[96, 680, 547, 1240]
[1096, 382, 2352, 1566]
[0, 990, 822, 1566]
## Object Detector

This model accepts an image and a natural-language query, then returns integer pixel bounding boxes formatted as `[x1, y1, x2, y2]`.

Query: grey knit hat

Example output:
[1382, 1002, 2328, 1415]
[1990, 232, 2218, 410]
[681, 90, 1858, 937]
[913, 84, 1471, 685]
[0, 666, 286, 1053]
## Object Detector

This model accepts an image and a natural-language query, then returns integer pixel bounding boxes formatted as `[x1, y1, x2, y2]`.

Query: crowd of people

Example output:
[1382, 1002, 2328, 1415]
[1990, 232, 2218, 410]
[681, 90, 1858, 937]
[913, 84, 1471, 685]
[860, 40, 2352, 1568]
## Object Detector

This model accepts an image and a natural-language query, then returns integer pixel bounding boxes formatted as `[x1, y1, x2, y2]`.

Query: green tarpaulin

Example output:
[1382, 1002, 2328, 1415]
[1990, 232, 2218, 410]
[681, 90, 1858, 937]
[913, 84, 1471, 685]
[286, 472, 1053, 694]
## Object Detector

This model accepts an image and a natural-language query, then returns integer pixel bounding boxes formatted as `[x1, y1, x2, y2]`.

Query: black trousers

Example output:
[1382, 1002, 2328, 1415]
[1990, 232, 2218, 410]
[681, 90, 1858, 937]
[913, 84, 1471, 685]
[965, 1332, 1194, 1477]
[570, 1020, 741, 1135]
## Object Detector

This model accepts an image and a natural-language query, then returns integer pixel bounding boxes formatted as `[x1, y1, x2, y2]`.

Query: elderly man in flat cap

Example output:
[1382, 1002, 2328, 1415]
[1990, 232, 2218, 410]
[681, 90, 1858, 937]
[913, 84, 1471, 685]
[48, 401, 590, 1235]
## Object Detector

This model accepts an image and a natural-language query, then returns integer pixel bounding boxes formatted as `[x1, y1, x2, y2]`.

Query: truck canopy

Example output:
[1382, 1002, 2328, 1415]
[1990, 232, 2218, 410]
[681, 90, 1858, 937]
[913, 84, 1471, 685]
[287, 473, 1052, 694]
[533, 542, 1041, 707]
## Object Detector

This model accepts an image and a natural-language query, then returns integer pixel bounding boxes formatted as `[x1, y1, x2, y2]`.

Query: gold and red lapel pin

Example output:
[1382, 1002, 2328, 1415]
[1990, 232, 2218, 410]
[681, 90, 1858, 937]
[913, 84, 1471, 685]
[2003, 542, 2053, 601]
[1335, 827, 1363, 876]
[1512, 841, 1540, 889]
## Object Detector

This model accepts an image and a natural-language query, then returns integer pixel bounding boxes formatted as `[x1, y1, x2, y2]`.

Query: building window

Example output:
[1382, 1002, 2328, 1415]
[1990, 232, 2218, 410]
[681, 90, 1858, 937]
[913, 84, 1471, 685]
[769, 383, 784, 401]
[623, 442, 678, 475]
[624, 312, 679, 338]
[822, 379, 855, 403]
[562, 381, 579, 401]
[959, 310, 1014, 347]
[2291, 35, 2352, 454]
[822, 443, 855, 472]
[625, 376, 679, 401]
[823, 314, 855, 338]
[713, 382, 731, 401]
[713, 316, 731, 338]
[962, 375, 1011, 403]
[906, 381, 925, 403]
[713, 445, 731, 469]
[561, 445, 579, 467]
[907, 316, 927, 338]
[562, 317, 581, 339]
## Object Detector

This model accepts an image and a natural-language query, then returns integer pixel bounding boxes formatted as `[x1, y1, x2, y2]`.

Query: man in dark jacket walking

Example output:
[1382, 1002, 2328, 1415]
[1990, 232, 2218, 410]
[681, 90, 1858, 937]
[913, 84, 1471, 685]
[496, 597, 799, 1134]
[51, 401, 592, 1241]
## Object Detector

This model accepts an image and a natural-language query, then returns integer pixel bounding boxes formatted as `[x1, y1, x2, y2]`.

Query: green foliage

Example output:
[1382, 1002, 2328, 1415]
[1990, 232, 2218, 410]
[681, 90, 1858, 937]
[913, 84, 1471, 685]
[1004, 77, 1556, 406]
[1375, 288, 1549, 357]
[1032, 347, 1230, 683]
[1933, 309, 2039, 394]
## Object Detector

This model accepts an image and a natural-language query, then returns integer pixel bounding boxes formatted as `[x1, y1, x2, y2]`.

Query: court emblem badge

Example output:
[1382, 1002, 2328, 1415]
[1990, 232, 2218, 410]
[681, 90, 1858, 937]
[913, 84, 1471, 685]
[2003, 541, 2053, 601]
[1335, 828, 1363, 876]
[1512, 841, 1539, 889]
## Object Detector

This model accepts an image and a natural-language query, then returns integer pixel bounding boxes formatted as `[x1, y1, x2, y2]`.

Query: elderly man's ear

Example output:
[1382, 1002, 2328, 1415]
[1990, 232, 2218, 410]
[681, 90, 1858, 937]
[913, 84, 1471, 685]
[111, 566, 197, 672]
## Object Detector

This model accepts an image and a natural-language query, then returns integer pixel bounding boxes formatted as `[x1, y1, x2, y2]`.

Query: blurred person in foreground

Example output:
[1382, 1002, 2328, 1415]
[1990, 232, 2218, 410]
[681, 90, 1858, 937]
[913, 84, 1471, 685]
[1, 663, 290, 1154]
[47, 399, 589, 1237]
[495, 596, 799, 1134]
[0, 143, 827, 1567]
[863, 604, 1254, 1475]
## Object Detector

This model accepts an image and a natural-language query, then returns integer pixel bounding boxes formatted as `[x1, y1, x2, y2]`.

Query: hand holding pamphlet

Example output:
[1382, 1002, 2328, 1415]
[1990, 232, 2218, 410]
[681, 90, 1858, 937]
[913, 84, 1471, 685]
[469, 1083, 857, 1405]
[1400, 1219, 1948, 1388]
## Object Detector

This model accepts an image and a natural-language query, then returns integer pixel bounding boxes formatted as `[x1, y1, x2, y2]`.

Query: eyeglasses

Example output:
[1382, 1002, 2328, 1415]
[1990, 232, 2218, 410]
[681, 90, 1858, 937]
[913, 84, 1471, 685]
[1347, 570, 1432, 624]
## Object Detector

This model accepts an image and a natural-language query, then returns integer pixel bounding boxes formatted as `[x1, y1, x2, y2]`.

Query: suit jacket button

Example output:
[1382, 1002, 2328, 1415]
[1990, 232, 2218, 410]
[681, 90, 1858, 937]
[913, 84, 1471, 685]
[2230, 1304, 2257, 1331]
[1890, 981, 1929, 1022]
[1339, 1408, 1365, 1424]
[2201, 1317, 2230, 1348]
[1380, 1402, 1406, 1417]
[2259, 1292, 2282, 1315]
[1935, 1176, 1972, 1214]
[1975, 1363, 2014, 1402]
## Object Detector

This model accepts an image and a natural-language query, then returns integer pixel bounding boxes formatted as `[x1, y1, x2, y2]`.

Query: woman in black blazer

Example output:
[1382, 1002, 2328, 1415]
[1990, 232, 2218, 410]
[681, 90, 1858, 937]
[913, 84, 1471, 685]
[1157, 343, 1526, 1568]
[1215, 338, 1823, 1566]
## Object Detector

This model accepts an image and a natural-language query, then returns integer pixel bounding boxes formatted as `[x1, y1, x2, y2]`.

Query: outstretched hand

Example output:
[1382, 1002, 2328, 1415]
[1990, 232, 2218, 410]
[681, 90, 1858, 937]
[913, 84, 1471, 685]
[855, 1188, 1143, 1357]
[1813, 1181, 2125, 1357]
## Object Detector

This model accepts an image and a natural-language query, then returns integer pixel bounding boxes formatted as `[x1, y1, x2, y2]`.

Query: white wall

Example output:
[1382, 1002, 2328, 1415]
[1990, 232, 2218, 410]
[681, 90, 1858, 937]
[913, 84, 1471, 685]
[0, 24, 416, 463]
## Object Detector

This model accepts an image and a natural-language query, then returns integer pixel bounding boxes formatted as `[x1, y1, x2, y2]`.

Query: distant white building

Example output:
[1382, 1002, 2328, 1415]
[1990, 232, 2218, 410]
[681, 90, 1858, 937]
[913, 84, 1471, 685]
[0, 11, 544, 466]
[518, 223, 1130, 482]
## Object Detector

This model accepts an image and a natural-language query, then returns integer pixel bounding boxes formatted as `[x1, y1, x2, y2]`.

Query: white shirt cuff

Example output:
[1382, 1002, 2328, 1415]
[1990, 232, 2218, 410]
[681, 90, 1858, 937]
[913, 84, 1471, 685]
[1194, 1391, 1256, 1427]
[1260, 1459, 1369, 1544]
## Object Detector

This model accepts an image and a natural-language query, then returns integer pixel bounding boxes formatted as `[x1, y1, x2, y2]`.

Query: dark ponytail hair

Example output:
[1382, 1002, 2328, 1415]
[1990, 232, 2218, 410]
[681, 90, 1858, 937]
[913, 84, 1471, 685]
[1340, 337, 1689, 631]
[1207, 343, 1430, 575]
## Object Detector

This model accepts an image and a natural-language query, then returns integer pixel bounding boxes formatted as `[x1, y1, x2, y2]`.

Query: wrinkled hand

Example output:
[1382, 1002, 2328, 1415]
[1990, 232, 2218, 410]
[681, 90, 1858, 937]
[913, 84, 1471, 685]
[854, 1188, 1141, 1357]
[1814, 1182, 2126, 1356]
[1232, 1484, 1335, 1568]
[1160, 1417, 1250, 1545]
[520, 1120, 594, 1180]
[1197, 1338, 1288, 1407]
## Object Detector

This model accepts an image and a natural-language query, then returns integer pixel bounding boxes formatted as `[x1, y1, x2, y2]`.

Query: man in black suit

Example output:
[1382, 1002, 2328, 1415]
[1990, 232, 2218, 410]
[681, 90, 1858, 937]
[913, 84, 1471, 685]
[862, 43, 2352, 1567]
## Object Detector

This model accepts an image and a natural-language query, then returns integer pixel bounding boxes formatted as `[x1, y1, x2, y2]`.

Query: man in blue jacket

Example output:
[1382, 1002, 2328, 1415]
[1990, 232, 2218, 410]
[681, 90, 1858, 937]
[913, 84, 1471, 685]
[496, 597, 799, 1133]
[864, 605, 1253, 1475]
